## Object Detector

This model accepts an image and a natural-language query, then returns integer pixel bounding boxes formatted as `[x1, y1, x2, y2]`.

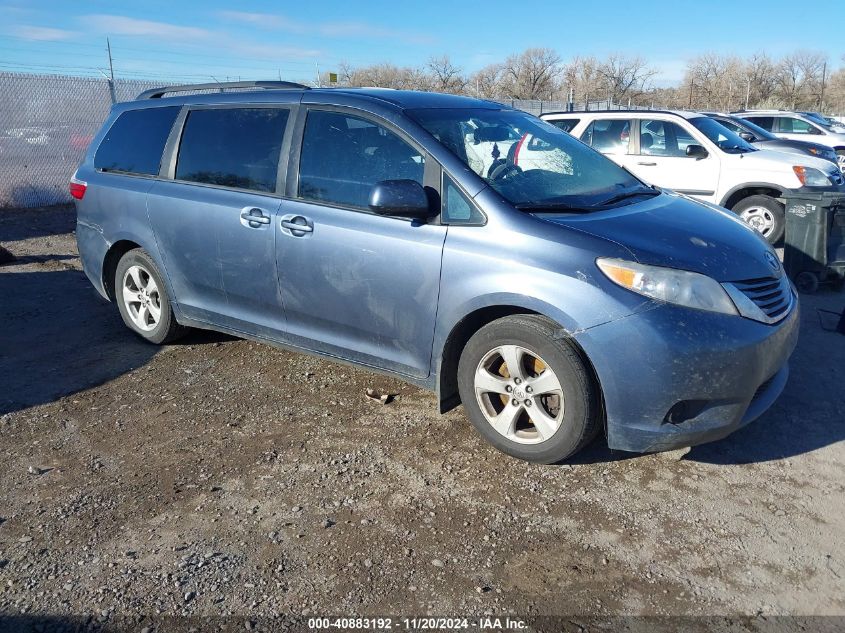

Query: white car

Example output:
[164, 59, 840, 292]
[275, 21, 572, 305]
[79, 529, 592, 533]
[541, 109, 845, 243]
[735, 110, 845, 171]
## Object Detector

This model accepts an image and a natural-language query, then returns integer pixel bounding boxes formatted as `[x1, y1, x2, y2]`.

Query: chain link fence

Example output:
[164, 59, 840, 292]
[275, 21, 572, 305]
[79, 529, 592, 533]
[0, 72, 664, 209]
[0, 72, 167, 208]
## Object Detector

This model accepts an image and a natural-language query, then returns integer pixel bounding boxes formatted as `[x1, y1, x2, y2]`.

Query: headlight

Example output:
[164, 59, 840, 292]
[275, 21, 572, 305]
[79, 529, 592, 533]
[596, 258, 738, 315]
[793, 165, 832, 186]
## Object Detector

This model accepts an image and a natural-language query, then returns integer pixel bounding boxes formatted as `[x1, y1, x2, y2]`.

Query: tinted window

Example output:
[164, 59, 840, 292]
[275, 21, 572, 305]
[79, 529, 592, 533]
[94, 106, 179, 176]
[548, 119, 579, 133]
[744, 116, 774, 131]
[298, 110, 425, 209]
[175, 108, 289, 193]
[442, 175, 483, 224]
[715, 118, 743, 134]
[639, 119, 697, 157]
[580, 119, 630, 154]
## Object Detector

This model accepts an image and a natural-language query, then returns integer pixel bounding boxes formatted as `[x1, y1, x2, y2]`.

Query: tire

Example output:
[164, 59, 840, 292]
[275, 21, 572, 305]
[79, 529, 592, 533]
[114, 249, 186, 344]
[732, 195, 785, 245]
[457, 314, 601, 464]
[836, 150, 845, 172]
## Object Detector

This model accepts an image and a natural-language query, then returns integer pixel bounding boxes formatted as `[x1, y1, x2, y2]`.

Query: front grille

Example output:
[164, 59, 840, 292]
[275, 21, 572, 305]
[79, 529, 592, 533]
[725, 275, 794, 323]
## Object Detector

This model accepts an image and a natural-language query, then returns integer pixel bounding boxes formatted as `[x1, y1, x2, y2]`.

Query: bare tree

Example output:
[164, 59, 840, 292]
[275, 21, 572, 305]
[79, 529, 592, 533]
[469, 63, 506, 98]
[595, 54, 656, 104]
[499, 48, 562, 99]
[774, 51, 827, 109]
[426, 55, 466, 94]
[684, 53, 743, 110]
[331, 49, 845, 113]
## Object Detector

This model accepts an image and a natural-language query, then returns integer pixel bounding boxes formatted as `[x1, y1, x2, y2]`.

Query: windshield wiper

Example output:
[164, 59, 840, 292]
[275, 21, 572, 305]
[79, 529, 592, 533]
[590, 188, 660, 208]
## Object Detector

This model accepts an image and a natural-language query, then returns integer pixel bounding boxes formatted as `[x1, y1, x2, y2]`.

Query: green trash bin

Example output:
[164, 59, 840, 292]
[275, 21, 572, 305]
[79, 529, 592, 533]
[782, 191, 845, 293]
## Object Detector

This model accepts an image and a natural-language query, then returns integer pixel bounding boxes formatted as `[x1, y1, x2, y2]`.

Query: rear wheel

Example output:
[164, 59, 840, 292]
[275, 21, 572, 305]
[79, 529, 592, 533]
[457, 315, 601, 463]
[114, 249, 186, 344]
[732, 195, 785, 245]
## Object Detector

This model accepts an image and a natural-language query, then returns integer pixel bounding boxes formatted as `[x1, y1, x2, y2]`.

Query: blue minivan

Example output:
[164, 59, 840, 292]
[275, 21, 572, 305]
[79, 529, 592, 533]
[72, 81, 799, 463]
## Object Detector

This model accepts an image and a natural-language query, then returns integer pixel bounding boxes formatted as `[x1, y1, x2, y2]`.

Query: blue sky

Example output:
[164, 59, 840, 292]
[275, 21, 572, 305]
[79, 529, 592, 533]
[1, 0, 842, 86]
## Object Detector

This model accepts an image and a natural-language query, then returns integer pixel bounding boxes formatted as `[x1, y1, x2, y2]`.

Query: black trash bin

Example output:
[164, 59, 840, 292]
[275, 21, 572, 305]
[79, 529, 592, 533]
[782, 191, 845, 293]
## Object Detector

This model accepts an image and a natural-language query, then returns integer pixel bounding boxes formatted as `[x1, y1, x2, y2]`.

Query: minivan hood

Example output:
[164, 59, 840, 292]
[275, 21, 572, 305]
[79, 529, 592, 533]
[537, 192, 779, 282]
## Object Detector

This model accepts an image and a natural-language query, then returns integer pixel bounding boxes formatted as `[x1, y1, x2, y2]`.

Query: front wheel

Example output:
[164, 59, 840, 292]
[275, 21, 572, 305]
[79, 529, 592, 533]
[114, 249, 186, 344]
[457, 315, 601, 464]
[732, 195, 785, 245]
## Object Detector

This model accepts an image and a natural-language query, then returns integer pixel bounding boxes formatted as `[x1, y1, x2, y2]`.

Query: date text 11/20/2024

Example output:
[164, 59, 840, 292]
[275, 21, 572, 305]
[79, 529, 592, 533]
[307, 617, 528, 630]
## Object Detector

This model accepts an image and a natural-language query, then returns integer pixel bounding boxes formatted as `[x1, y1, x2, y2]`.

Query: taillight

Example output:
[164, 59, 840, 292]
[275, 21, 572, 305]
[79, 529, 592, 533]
[69, 176, 87, 200]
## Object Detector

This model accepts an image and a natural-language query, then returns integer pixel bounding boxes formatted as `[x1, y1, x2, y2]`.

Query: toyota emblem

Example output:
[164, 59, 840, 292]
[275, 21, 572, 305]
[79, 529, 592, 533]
[764, 250, 780, 271]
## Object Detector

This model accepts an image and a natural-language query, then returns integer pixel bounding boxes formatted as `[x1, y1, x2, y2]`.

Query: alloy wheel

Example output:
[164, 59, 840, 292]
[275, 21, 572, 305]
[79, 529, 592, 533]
[122, 264, 161, 332]
[473, 344, 565, 444]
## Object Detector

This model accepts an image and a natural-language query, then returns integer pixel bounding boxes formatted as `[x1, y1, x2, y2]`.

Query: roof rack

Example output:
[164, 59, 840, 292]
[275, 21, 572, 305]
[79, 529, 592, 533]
[137, 80, 310, 100]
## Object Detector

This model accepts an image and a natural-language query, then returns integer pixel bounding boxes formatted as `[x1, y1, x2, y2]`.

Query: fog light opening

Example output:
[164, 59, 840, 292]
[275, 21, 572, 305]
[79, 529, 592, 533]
[664, 400, 709, 426]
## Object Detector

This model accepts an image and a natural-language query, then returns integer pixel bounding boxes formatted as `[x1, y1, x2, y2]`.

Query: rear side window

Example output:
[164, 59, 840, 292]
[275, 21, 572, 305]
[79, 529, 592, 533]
[580, 119, 630, 154]
[175, 108, 289, 193]
[94, 106, 179, 176]
[548, 119, 579, 133]
[744, 116, 774, 131]
[298, 110, 425, 209]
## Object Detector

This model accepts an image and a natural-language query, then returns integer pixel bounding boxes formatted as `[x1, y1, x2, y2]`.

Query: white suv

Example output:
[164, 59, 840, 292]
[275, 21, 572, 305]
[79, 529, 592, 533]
[541, 110, 845, 243]
[734, 110, 845, 171]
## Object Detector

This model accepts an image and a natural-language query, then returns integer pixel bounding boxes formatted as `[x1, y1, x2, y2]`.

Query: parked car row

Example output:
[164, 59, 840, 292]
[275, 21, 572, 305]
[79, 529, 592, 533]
[73, 82, 800, 463]
[538, 109, 845, 244]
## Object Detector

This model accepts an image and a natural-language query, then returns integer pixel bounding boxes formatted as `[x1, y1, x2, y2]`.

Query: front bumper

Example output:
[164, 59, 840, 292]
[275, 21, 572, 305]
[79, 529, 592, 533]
[575, 297, 800, 453]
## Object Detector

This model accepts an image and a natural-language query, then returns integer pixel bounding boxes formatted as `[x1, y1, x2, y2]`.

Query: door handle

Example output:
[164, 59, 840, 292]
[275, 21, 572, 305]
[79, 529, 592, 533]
[637, 161, 657, 166]
[280, 215, 313, 236]
[240, 207, 271, 227]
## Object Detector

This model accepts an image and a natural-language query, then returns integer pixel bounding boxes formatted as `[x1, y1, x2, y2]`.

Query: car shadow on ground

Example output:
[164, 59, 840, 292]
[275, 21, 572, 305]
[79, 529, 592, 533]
[0, 267, 229, 416]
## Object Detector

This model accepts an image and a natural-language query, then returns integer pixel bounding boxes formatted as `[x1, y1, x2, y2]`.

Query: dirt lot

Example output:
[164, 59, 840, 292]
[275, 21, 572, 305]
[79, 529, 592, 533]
[1, 205, 845, 632]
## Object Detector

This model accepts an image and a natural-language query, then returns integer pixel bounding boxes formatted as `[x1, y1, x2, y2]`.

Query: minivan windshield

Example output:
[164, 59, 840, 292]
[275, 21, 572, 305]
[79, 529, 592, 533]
[408, 108, 655, 210]
[689, 117, 757, 154]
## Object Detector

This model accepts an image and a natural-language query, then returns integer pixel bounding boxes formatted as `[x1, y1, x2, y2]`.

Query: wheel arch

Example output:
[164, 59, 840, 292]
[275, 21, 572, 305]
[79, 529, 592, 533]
[435, 304, 604, 418]
[719, 183, 785, 210]
[101, 240, 142, 302]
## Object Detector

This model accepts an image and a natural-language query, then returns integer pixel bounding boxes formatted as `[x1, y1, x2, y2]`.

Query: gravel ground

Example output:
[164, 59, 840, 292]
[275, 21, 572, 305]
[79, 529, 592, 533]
[1, 205, 845, 632]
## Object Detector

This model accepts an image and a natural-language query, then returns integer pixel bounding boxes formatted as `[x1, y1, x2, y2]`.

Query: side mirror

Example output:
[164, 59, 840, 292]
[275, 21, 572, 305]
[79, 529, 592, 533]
[368, 180, 435, 219]
[739, 132, 755, 142]
[686, 144, 709, 159]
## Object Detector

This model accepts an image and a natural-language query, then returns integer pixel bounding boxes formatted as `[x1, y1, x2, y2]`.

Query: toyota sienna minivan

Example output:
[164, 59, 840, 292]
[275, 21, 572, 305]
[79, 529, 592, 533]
[72, 81, 799, 463]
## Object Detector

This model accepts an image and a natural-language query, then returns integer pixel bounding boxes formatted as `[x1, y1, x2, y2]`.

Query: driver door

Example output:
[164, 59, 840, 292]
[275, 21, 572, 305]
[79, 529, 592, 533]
[274, 107, 446, 378]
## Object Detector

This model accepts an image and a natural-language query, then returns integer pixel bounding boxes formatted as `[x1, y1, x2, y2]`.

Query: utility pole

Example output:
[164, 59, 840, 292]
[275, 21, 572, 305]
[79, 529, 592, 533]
[820, 61, 827, 110]
[105, 37, 116, 104]
[315, 62, 322, 88]
[745, 77, 751, 110]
